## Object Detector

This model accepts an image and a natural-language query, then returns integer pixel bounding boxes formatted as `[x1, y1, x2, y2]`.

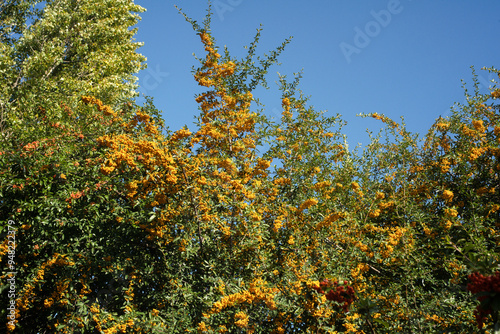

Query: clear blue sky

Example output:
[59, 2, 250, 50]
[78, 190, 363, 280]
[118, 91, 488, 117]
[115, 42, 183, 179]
[133, 1, 500, 146]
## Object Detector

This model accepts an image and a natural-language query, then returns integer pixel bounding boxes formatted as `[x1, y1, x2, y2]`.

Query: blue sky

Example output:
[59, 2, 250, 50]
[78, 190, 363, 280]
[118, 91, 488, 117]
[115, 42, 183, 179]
[133, 1, 500, 146]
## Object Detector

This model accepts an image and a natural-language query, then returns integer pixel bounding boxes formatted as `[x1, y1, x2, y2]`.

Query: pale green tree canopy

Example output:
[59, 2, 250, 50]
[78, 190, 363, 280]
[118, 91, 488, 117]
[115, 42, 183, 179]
[0, 0, 146, 141]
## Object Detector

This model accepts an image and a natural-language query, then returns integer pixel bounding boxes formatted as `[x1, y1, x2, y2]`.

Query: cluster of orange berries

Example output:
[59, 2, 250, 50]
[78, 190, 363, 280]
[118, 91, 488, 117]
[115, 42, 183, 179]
[23, 140, 39, 151]
[313, 279, 356, 312]
[467, 272, 500, 328]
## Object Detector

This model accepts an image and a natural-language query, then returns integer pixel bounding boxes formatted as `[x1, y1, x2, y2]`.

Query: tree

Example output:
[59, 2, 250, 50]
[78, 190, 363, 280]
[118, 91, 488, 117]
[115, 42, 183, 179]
[0, 0, 145, 141]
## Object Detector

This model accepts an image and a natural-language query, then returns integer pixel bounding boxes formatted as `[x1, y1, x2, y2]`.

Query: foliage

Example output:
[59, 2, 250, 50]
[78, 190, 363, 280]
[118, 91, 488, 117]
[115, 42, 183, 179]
[0, 95, 167, 332]
[1, 2, 500, 333]
[0, 0, 146, 141]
